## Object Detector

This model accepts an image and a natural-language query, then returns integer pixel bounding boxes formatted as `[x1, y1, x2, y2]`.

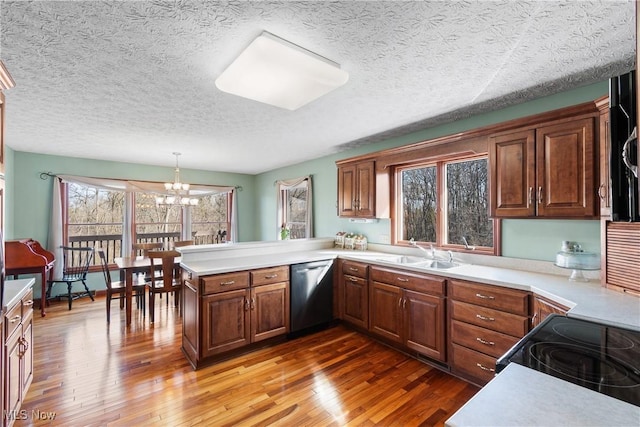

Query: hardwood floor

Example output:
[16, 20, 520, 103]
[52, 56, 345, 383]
[21, 296, 479, 426]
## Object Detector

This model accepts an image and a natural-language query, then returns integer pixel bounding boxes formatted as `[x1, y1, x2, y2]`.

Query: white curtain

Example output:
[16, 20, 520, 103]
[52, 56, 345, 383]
[276, 175, 313, 239]
[230, 189, 238, 242]
[47, 178, 64, 280]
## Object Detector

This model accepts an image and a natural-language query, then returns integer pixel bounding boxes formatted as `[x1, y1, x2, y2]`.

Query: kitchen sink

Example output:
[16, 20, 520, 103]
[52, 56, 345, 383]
[422, 260, 459, 269]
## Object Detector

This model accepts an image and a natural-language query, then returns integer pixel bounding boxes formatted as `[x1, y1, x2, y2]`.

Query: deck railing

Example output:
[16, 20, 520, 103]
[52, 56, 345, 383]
[69, 230, 228, 266]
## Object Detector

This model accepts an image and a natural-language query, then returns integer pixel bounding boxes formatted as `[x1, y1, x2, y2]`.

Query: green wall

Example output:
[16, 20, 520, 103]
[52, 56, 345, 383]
[254, 81, 608, 262]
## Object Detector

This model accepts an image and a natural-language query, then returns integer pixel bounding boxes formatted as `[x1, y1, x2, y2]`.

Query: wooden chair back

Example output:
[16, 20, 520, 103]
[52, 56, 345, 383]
[132, 242, 163, 257]
[96, 249, 114, 290]
[148, 250, 181, 293]
[61, 246, 94, 281]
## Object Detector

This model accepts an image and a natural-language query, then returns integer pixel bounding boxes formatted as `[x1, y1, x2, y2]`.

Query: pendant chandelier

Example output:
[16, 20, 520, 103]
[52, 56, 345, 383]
[155, 152, 199, 206]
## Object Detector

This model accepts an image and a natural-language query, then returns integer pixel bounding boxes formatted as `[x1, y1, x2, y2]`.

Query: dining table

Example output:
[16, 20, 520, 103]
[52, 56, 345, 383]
[114, 255, 180, 325]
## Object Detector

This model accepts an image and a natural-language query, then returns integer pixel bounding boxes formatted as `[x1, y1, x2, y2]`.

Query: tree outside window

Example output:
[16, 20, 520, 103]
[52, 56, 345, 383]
[397, 156, 494, 251]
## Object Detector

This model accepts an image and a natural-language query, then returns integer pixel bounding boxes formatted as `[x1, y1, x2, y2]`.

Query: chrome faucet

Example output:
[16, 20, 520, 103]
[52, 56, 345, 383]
[462, 236, 475, 251]
[409, 238, 435, 259]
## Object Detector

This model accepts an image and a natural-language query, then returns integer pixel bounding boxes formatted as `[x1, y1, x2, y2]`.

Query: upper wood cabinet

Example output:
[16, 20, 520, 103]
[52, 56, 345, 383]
[489, 114, 597, 218]
[337, 160, 376, 217]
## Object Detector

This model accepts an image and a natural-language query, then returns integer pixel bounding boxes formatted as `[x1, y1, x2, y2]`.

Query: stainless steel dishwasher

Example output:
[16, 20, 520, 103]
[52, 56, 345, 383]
[289, 260, 334, 336]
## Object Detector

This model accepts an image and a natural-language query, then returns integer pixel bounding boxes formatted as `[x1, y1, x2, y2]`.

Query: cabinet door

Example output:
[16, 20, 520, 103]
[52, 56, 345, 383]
[251, 282, 289, 342]
[489, 130, 536, 217]
[21, 315, 33, 396]
[536, 117, 596, 217]
[369, 281, 402, 343]
[342, 275, 368, 329]
[532, 295, 568, 328]
[337, 164, 356, 216]
[404, 289, 445, 362]
[4, 330, 21, 419]
[201, 289, 250, 357]
[355, 161, 375, 217]
[337, 161, 375, 218]
[182, 279, 199, 361]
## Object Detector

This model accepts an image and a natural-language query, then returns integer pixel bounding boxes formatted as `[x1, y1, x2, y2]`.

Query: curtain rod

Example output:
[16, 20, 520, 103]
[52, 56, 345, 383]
[39, 171, 243, 191]
[39, 171, 57, 180]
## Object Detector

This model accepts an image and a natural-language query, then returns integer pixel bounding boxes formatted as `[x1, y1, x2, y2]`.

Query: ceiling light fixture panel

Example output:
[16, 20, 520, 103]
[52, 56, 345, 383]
[215, 31, 349, 111]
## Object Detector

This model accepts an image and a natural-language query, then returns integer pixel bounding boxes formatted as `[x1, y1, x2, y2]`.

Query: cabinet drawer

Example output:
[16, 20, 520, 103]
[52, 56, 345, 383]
[251, 266, 289, 287]
[22, 289, 34, 317]
[450, 319, 519, 358]
[371, 267, 445, 296]
[341, 260, 368, 279]
[450, 300, 529, 337]
[4, 300, 22, 339]
[202, 272, 250, 294]
[451, 343, 497, 385]
[449, 279, 529, 315]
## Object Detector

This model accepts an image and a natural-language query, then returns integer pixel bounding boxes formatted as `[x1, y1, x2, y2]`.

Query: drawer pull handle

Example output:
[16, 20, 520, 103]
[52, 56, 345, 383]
[244, 298, 250, 311]
[475, 293, 495, 300]
[264, 274, 278, 279]
[476, 314, 495, 322]
[476, 337, 495, 346]
[220, 280, 235, 286]
[23, 300, 34, 307]
[398, 298, 402, 307]
[396, 277, 409, 283]
[348, 267, 359, 272]
[9, 315, 21, 324]
[476, 363, 495, 373]
[348, 276, 359, 282]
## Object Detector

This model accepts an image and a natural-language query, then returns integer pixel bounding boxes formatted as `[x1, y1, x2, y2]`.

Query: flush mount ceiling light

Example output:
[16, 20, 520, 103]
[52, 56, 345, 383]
[215, 31, 349, 110]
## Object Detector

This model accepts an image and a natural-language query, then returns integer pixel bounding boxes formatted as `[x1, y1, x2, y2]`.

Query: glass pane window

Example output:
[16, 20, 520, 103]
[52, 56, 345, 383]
[446, 158, 493, 247]
[283, 184, 308, 239]
[191, 192, 230, 244]
[66, 183, 124, 263]
[134, 192, 182, 247]
[400, 165, 437, 243]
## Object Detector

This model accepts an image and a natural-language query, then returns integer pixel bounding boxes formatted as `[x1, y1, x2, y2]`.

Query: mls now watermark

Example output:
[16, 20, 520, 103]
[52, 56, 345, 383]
[4, 409, 57, 421]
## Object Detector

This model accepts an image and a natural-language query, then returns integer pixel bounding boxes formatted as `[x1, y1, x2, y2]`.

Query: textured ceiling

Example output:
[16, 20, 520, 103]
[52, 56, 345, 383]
[0, 0, 635, 175]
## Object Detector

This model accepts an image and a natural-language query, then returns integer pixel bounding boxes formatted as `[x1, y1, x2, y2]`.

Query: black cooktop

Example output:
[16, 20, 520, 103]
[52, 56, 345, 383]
[496, 314, 640, 407]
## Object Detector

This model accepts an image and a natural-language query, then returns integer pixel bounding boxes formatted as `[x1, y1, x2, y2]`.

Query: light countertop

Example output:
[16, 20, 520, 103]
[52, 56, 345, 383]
[446, 364, 640, 427]
[4, 278, 35, 311]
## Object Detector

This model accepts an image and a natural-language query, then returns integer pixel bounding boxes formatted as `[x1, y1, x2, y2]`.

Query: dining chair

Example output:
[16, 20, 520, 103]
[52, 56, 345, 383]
[46, 246, 95, 310]
[147, 250, 182, 323]
[132, 242, 163, 257]
[97, 249, 146, 323]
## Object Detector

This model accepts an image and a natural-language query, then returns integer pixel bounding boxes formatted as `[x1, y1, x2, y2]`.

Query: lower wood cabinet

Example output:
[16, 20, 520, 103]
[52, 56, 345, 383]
[339, 260, 369, 329]
[182, 266, 290, 368]
[532, 294, 568, 328]
[4, 288, 33, 427]
[369, 266, 446, 363]
[448, 279, 530, 386]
